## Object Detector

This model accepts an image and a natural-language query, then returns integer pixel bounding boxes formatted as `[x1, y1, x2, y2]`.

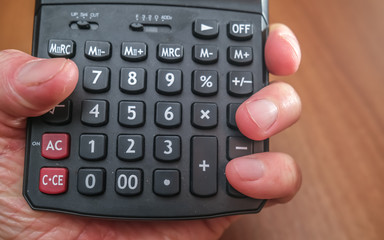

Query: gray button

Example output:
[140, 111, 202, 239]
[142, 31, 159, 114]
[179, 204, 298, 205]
[191, 136, 218, 197]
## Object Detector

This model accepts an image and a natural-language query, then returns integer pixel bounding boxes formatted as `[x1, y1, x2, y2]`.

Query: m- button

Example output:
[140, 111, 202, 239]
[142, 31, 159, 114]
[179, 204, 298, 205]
[193, 45, 218, 64]
[85, 41, 111, 60]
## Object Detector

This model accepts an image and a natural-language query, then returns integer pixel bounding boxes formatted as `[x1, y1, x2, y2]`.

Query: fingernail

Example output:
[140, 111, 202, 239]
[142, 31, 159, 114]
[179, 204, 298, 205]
[16, 58, 68, 86]
[246, 99, 278, 130]
[280, 32, 301, 60]
[233, 158, 265, 181]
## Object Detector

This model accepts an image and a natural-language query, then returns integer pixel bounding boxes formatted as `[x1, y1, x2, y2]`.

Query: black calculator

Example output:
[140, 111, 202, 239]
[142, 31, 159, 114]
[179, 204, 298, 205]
[23, 0, 269, 219]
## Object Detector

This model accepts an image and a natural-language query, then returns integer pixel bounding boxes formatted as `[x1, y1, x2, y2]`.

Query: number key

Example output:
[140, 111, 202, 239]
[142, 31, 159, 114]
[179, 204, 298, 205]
[79, 134, 107, 161]
[117, 135, 144, 161]
[120, 68, 146, 94]
[154, 136, 181, 161]
[81, 100, 109, 126]
[155, 102, 182, 128]
[78, 168, 105, 196]
[115, 169, 143, 196]
[118, 101, 145, 127]
[156, 69, 182, 95]
[83, 66, 110, 93]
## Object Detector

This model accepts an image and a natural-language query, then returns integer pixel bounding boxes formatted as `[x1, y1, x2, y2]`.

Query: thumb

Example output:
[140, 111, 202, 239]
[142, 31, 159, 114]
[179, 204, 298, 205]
[0, 50, 78, 118]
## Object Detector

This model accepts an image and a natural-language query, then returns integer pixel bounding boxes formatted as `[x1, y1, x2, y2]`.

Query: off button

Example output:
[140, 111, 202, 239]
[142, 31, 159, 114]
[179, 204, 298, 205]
[228, 21, 254, 41]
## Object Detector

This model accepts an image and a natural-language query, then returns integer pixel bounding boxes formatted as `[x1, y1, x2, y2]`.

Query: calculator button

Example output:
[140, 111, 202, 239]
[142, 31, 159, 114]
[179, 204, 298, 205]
[79, 134, 107, 161]
[156, 69, 182, 95]
[41, 133, 70, 160]
[192, 70, 218, 96]
[193, 19, 219, 39]
[83, 66, 110, 93]
[81, 100, 109, 126]
[227, 136, 253, 160]
[85, 41, 111, 60]
[227, 71, 254, 97]
[227, 103, 241, 129]
[115, 169, 143, 196]
[153, 169, 180, 196]
[120, 68, 147, 94]
[227, 182, 246, 198]
[39, 168, 68, 194]
[121, 42, 147, 62]
[228, 46, 253, 65]
[191, 136, 217, 197]
[228, 21, 254, 41]
[42, 100, 71, 125]
[155, 102, 182, 128]
[154, 136, 181, 162]
[192, 103, 218, 129]
[254, 141, 265, 153]
[117, 135, 144, 161]
[48, 39, 76, 58]
[78, 168, 106, 196]
[118, 101, 146, 127]
[193, 45, 218, 64]
[157, 44, 183, 63]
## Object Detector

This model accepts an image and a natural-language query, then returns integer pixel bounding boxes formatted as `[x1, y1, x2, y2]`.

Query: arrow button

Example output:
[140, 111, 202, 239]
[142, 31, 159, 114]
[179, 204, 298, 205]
[193, 19, 219, 39]
[201, 24, 214, 32]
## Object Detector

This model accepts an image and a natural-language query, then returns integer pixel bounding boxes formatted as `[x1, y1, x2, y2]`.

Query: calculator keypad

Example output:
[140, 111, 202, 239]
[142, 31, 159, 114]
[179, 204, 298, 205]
[25, 3, 268, 219]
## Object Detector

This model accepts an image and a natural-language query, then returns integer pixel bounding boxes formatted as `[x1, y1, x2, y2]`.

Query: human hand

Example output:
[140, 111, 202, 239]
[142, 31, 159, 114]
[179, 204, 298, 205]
[0, 23, 301, 240]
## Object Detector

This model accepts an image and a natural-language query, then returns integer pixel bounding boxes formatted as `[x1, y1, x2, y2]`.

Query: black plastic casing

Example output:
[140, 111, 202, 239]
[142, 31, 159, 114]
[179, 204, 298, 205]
[24, 0, 269, 220]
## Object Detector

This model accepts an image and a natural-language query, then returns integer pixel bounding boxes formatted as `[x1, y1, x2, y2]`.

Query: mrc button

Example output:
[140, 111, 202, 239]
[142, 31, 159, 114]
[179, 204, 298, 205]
[157, 44, 183, 63]
[48, 39, 76, 58]
[41, 133, 70, 160]
[39, 168, 68, 194]
[228, 21, 254, 40]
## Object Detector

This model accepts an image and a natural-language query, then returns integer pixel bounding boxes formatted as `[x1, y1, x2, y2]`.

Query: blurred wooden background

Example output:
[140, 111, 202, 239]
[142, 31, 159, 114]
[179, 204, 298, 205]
[1, 0, 383, 239]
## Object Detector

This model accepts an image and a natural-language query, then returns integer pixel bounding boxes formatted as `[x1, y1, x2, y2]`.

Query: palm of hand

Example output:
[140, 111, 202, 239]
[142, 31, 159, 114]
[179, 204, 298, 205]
[0, 122, 234, 240]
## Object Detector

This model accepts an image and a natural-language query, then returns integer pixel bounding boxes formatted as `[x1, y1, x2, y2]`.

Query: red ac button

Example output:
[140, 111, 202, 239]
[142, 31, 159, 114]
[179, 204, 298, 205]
[39, 168, 68, 194]
[42, 133, 70, 159]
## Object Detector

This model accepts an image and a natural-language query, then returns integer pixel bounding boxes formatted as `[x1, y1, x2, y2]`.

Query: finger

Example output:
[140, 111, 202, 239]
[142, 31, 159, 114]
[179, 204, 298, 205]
[265, 23, 301, 76]
[236, 81, 301, 141]
[0, 50, 78, 118]
[225, 152, 302, 203]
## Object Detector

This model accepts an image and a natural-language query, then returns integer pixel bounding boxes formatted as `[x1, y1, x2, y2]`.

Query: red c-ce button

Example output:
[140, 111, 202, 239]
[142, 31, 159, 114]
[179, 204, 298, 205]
[39, 168, 68, 194]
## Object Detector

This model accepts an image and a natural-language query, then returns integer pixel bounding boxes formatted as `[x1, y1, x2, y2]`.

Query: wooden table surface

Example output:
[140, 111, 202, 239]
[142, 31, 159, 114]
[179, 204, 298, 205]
[1, 0, 383, 239]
